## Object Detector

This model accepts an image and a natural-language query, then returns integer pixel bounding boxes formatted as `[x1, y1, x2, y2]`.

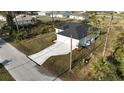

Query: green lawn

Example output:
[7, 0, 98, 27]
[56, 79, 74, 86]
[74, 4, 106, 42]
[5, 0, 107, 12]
[12, 32, 56, 55]
[0, 64, 14, 81]
[42, 41, 100, 78]
[42, 54, 70, 76]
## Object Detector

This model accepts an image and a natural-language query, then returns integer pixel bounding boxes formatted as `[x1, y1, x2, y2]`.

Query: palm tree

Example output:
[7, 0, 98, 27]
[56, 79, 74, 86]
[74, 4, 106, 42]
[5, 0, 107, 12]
[6, 11, 15, 35]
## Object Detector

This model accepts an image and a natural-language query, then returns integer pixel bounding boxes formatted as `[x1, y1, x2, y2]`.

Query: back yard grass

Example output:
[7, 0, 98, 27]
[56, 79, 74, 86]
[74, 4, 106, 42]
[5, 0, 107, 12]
[12, 32, 56, 55]
[0, 64, 14, 81]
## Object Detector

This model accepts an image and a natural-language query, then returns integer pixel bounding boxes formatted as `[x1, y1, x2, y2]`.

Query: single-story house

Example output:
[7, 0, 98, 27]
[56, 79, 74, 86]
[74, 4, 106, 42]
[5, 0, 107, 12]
[55, 23, 100, 48]
[50, 11, 70, 18]
[14, 14, 33, 26]
[37, 11, 52, 16]
[0, 15, 6, 21]
[69, 12, 88, 20]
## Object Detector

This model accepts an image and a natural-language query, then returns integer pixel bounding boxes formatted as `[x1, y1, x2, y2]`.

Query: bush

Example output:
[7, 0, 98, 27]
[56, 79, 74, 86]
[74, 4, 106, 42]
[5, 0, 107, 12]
[35, 24, 55, 34]
[114, 26, 123, 31]
[85, 59, 119, 80]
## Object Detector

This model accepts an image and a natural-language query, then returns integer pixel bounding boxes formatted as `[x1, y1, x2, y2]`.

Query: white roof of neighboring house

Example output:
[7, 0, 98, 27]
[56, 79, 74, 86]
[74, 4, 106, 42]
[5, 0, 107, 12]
[14, 14, 32, 22]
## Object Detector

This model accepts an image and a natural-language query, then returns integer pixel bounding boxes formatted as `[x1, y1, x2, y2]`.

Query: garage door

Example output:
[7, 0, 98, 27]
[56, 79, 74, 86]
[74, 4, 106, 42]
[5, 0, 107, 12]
[57, 34, 79, 48]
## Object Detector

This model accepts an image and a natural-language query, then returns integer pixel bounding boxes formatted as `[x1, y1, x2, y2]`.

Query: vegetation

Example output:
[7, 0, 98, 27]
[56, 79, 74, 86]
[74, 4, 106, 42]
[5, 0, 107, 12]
[112, 32, 124, 79]
[12, 32, 56, 55]
[1, 11, 124, 80]
[84, 59, 120, 80]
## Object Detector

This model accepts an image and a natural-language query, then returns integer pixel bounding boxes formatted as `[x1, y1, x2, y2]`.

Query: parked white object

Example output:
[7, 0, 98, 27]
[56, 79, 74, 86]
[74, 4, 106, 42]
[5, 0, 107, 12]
[0, 15, 6, 21]
[14, 14, 33, 26]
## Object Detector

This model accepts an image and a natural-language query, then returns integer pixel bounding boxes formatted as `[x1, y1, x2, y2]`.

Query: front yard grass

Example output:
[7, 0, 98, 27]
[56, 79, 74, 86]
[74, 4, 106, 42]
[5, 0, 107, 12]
[12, 32, 56, 55]
[0, 64, 14, 81]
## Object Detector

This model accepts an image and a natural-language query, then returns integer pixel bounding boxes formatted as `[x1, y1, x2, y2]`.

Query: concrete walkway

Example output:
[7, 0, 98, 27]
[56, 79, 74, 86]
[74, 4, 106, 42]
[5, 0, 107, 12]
[29, 41, 75, 65]
[0, 38, 60, 81]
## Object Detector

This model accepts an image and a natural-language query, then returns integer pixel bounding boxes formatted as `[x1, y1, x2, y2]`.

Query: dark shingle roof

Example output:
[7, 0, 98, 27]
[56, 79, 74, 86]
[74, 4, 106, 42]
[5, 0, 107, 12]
[57, 23, 91, 40]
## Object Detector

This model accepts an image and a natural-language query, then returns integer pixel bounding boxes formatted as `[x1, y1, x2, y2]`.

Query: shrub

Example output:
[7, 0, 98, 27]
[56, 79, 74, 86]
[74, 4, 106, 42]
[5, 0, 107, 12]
[114, 26, 123, 31]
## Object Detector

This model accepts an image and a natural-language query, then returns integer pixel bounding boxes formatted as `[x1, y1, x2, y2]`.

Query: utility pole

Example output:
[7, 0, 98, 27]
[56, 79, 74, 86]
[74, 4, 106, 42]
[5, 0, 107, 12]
[69, 35, 72, 72]
[102, 12, 113, 59]
[51, 11, 54, 26]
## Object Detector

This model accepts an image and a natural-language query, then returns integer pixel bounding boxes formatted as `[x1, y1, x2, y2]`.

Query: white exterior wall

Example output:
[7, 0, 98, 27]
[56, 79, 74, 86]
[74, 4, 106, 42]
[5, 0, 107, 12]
[57, 34, 79, 48]
[55, 28, 64, 33]
[56, 14, 63, 18]
[69, 15, 84, 20]
[16, 20, 32, 25]
[77, 16, 84, 20]
[38, 12, 46, 16]
[50, 14, 63, 18]
[0, 16, 6, 21]
[69, 15, 76, 19]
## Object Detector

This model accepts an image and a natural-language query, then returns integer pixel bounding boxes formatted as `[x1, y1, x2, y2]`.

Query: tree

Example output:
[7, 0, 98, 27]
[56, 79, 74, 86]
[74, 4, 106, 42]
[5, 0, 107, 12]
[11, 11, 20, 32]
[113, 32, 124, 62]
[6, 12, 14, 35]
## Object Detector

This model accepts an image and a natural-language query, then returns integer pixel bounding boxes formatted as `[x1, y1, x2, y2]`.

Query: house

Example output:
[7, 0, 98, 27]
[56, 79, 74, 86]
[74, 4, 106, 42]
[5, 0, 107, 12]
[69, 12, 88, 20]
[55, 23, 100, 48]
[13, 14, 33, 26]
[50, 11, 70, 18]
[37, 11, 52, 16]
[0, 15, 6, 21]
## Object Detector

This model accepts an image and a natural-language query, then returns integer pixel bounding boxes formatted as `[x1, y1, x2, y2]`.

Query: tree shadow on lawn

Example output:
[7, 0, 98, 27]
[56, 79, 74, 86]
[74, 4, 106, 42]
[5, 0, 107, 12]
[0, 64, 4, 69]
[0, 38, 6, 46]
[0, 59, 12, 66]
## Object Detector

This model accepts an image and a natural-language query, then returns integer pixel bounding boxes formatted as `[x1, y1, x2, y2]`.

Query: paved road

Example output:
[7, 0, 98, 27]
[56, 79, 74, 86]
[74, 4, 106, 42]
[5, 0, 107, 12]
[0, 38, 60, 81]
[29, 41, 75, 65]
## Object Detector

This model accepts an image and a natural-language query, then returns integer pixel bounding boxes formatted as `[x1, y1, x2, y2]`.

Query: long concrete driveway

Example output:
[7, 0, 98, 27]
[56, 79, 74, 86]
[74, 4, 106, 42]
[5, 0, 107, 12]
[0, 38, 58, 81]
[29, 41, 75, 65]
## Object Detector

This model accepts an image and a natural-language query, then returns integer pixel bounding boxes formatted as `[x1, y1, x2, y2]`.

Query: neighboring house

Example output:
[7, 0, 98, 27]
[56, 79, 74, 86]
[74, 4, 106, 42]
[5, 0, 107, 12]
[69, 12, 88, 20]
[37, 11, 52, 16]
[0, 15, 6, 21]
[55, 23, 100, 47]
[14, 14, 33, 26]
[37, 11, 89, 20]
[51, 11, 70, 18]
